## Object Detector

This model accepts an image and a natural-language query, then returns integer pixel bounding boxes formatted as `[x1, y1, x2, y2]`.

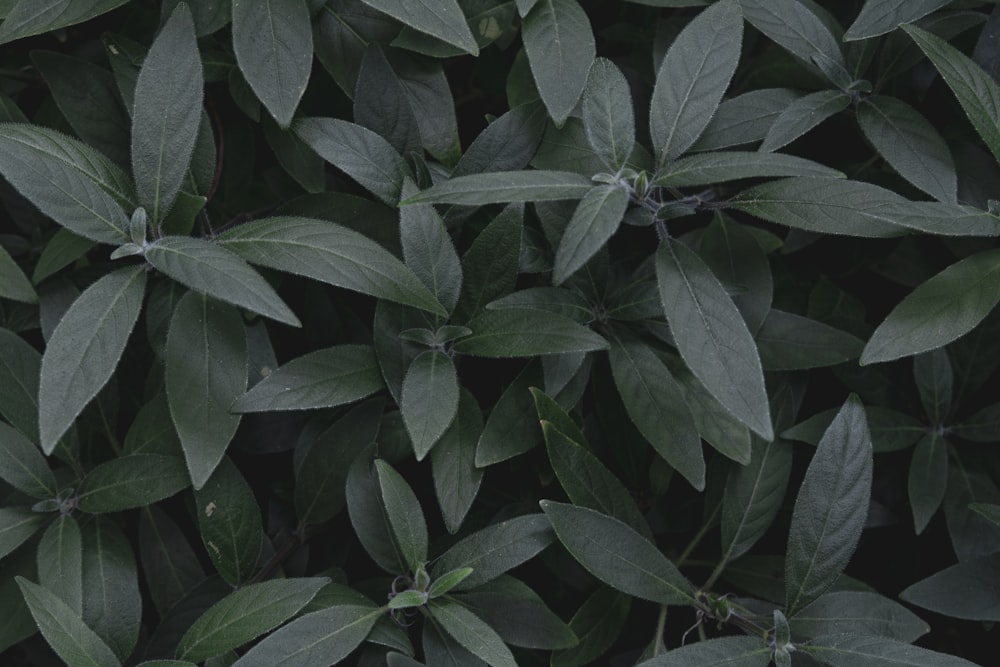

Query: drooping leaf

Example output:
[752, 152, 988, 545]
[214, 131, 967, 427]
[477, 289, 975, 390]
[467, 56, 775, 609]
[401, 170, 594, 206]
[656, 151, 843, 187]
[785, 396, 873, 617]
[553, 185, 629, 285]
[38, 266, 146, 453]
[0, 421, 56, 498]
[131, 3, 203, 224]
[633, 636, 769, 667]
[804, 634, 980, 666]
[193, 457, 262, 586]
[361, 0, 477, 55]
[37, 516, 83, 614]
[0, 0, 129, 44]
[760, 90, 850, 153]
[77, 454, 190, 513]
[582, 57, 635, 170]
[428, 598, 516, 667]
[901, 553, 1000, 621]
[79, 517, 141, 661]
[232, 0, 313, 127]
[791, 591, 929, 642]
[431, 389, 484, 533]
[401, 350, 459, 459]
[454, 308, 608, 357]
[650, 0, 743, 163]
[656, 238, 772, 440]
[847, 0, 953, 41]
[541, 501, 695, 605]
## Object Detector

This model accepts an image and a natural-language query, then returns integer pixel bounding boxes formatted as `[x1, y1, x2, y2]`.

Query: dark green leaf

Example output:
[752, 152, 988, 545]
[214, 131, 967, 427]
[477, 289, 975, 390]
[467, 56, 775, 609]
[262, 118, 324, 193]
[692, 87, 802, 152]
[78, 454, 190, 513]
[943, 457, 1000, 561]
[0, 0, 129, 44]
[177, 577, 330, 662]
[756, 309, 865, 370]
[804, 634, 980, 666]
[847, 0, 952, 41]
[901, 553, 1000, 621]
[80, 517, 141, 661]
[362, 0, 477, 54]
[131, 3, 202, 224]
[656, 151, 843, 188]
[0, 245, 36, 303]
[193, 457, 262, 586]
[452, 203, 523, 323]
[144, 236, 300, 327]
[232, 0, 312, 127]
[138, 505, 205, 617]
[541, 501, 695, 605]
[354, 45, 420, 155]
[955, 402, 1000, 442]
[553, 185, 629, 285]
[347, 450, 407, 574]
[783, 406, 924, 453]
[650, 0, 742, 163]
[453, 103, 548, 176]
[521, 0, 594, 125]
[656, 238, 772, 440]
[0, 421, 55, 498]
[401, 350, 459, 459]
[428, 568, 474, 598]
[454, 308, 608, 357]
[400, 187, 463, 315]
[914, 336, 953, 420]
[0, 327, 41, 442]
[582, 57, 635, 170]
[909, 431, 948, 535]
[401, 171, 593, 206]
[634, 636, 769, 666]
[739, 0, 847, 77]
[475, 361, 543, 466]
[454, 575, 576, 650]
[785, 396, 873, 617]
[38, 266, 146, 453]
[431, 389, 484, 533]
[375, 459, 428, 572]
[37, 516, 83, 613]
[532, 386, 586, 444]
[760, 90, 850, 153]
[791, 591, 929, 641]
[0, 507, 47, 560]
[32, 229, 96, 285]
[551, 587, 630, 667]
[429, 598, 516, 667]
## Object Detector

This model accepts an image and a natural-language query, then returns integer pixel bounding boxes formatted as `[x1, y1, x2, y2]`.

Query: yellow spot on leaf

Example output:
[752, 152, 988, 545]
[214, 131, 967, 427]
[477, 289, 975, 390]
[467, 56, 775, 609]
[478, 16, 501, 41]
[205, 502, 216, 517]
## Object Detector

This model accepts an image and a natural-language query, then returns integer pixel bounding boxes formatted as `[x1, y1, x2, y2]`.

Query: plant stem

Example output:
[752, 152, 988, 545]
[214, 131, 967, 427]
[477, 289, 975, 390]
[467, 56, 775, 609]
[652, 605, 667, 657]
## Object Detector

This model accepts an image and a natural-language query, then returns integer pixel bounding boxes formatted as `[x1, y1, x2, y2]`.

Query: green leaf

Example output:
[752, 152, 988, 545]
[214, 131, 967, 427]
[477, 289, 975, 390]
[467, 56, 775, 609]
[0, 0, 128, 44]
[37, 516, 83, 613]
[731, 178, 1000, 238]
[79, 517, 141, 661]
[144, 236, 300, 327]
[904, 24, 1000, 165]
[454, 308, 608, 357]
[0, 507, 47, 560]
[540, 500, 695, 605]
[361, 0, 477, 55]
[77, 454, 190, 513]
[955, 402, 1000, 442]
[861, 249, 1000, 364]
[375, 459, 428, 572]
[388, 590, 428, 609]
[857, 95, 957, 203]
[0, 124, 132, 244]
[943, 457, 1000, 561]
[177, 577, 330, 662]
[294, 117, 411, 205]
[804, 633, 980, 666]
[847, 0, 952, 40]
[401, 170, 594, 206]
[608, 336, 704, 490]
[634, 636, 769, 666]
[38, 266, 146, 453]
[0, 421, 56, 498]
[346, 451, 407, 574]
[692, 87, 802, 152]
[232, 0, 312, 127]
[760, 90, 850, 153]
[431, 388, 484, 533]
[656, 151, 843, 188]
[791, 591, 929, 641]
[0, 245, 36, 303]
[909, 431, 948, 534]
[655, 238, 772, 440]
[521, 0, 595, 125]
[233, 344, 383, 412]
[230, 604, 382, 667]
[475, 360, 543, 466]
[138, 505, 205, 617]
[429, 598, 516, 667]
[262, 118, 324, 193]
[553, 185, 629, 285]
[431, 514, 555, 590]
[582, 58, 635, 170]
[532, 386, 586, 444]
[650, 0, 743, 163]
[739, 0, 847, 77]
[33, 229, 96, 285]
[756, 309, 865, 370]
[971, 503, 1000, 526]
[0, 327, 40, 442]
[915, 348, 954, 424]
[784, 406, 926, 454]
[15, 577, 121, 667]
[400, 187, 463, 314]
[785, 396, 873, 617]
[901, 553, 1000, 621]
[452, 203, 523, 323]
[401, 350, 459, 459]
[193, 457, 262, 586]
[551, 586, 630, 667]
[453, 102, 548, 176]
[165, 292, 247, 489]
[131, 3, 203, 224]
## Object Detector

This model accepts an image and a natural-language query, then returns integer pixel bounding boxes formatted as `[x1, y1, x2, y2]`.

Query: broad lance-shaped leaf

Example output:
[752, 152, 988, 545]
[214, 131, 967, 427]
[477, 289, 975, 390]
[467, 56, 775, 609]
[233, 344, 384, 412]
[431, 389, 484, 533]
[582, 57, 635, 170]
[401, 170, 594, 206]
[429, 598, 516, 667]
[0, 245, 36, 303]
[553, 185, 629, 285]
[655, 151, 843, 188]
[731, 178, 1000, 238]
[375, 460, 428, 573]
[15, 577, 122, 667]
[0, 0, 129, 44]
[176, 577, 330, 662]
[39, 266, 146, 453]
[803, 634, 980, 667]
[400, 182, 463, 314]
[656, 238, 773, 440]
[739, 0, 847, 75]
[401, 350, 459, 460]
[454, 308, 608, 357]
[80, 517, 141, 660]
[294, 117, 411, 206]
[362, 0, 477, 55]
[846, 0, 952, 41]
[904, 25, 1000, 166]
[756, 309, 865, 370]
[144, 236, 300, 327]
[0, 422, 57, 499]
[541, 501, 695, 606]
[37, 516, 83, 614]
[218, 216, 446, 317]
[791, 591, 929, 642]
[166, 292, 247, 490]
[760, 90, 850, 153]
[233, 0, 313, 127]
[0, 327, 42, 443]
[0, 507, 47, 560]
[521, 0, 595, 125]
[452, 203, 523, 323]
[454, 576, 577, 650]
[0, 124, 132, 244]
[131, 3, 202, 224]
[194, 457, 262, 586]
[785, 396, 873, 617]
[77, 454, 190, 513]
[901, 553, 1000, 621]
[634, 636, 769, 667]
[862, 249, 1000, 364]
[650, 0, 742, 164]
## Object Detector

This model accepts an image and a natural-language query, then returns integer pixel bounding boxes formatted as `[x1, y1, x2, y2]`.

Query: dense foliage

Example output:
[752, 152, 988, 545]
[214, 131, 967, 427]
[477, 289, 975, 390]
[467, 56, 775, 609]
[1, 0, 999, 665]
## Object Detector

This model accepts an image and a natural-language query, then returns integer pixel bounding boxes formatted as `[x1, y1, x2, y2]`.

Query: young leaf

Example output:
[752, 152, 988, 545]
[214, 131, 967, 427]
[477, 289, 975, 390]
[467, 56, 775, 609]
[361, 0, 477, 55]
[131, 2, 203, 224]
[233, 345, 384, 412]
[230, 604, 382, 667]
[375, 460, 428, 572]
[861, 249, 1000, 364]
[77, 454, 190, 513]
[785, 396, 873, 617]
[431, 389, 485, 533]
[144, 236, 301, 327]
[401, 170, 594, 206]
[760, 90, 850, 153]
[232, 0, 313, 127]
[401, 350, 459, 460]
[0, 422, 56, 498]
[582, 58, 635, 170]
[803, 634, 980, 667]
[847, 0, 952, 41]
[177, 577, 330, 662]
[540, 501, 695, 605]
[633, 636, 769, 667]
[656, 238, 773, 440]
[650, 0, 743, 163]
[428, 598, 516, 667]
[0, 0, 129, 44]
[37, 516, 83, 614]
[553, 185, 629, 285]
[655, 151, 843, 188]
[901, 553, 1000, 621]
[423, 619, 487, 667]
[791, 591, 929, 642]
[193, 457, 263, 586]
[453, 308, 608, 357]
[15, 577, 122, 667]
[38, 266, 146, 453]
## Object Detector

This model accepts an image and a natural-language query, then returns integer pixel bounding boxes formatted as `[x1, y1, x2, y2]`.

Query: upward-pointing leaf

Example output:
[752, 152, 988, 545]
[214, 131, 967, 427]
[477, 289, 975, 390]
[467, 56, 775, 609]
[846, 0, 952, 41]
[401, 350, 459, 460]
[375, 460, 428, 573]
[0, 244, 36, 304]
[429, 598, 516, 667]
[650, 0, 743, 164]
[0, 0, 129, 45]
[39, 266, 146, 453]
[131, 3, 202, 224]
[582, 58, 635, 171]
[232, 0, 313, 127]
[400, 185, 463, 315]
[656, 238, 773, 440]
[553, 185, 629, 286]
[785, 396, 873, 617]
[193, 457, 262, 586]
[361, 0, 478, 55]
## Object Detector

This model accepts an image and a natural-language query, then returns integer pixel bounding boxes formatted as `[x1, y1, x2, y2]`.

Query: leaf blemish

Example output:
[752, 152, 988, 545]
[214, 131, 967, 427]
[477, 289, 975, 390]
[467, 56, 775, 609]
[205, 501, 216, 517]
